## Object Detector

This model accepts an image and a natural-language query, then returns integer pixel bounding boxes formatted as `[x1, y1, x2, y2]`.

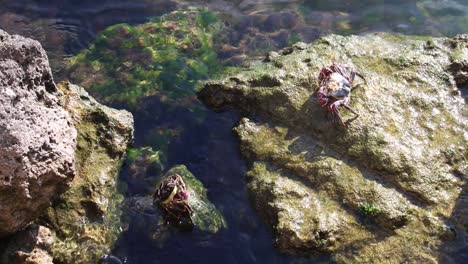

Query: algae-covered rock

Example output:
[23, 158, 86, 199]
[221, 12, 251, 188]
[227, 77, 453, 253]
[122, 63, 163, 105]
[122, 164, 226, 244]
[67, 9, 222, 107]
[199, 33, 467, 262]
[40, 82, 133, 264]
[67, 9, 227, 154]
[165, 165, 227, 233]
[247, 162, 371, 254]
[238, 118, 412, 230]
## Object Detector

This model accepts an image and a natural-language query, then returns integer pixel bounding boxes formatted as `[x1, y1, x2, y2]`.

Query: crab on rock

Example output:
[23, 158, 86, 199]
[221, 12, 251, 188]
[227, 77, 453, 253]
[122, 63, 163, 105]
[317, 63, 365, 128]
[153, 174, 194, 227]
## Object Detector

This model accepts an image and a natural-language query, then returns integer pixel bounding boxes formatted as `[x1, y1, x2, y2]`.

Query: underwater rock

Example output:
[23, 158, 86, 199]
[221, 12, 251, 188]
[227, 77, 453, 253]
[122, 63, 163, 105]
[122, 165, 226, 244]
[0, 29, 77, 237]
[199, 33, 467, 262]
[127, 147, 166, 194]
[0, 225, 54, 264]
[40, 82, 133, 264]
[67, 9, 222, 107]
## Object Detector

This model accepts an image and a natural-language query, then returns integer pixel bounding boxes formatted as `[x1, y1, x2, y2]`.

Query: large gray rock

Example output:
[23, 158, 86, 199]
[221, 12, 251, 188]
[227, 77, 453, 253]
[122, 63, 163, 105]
[0, 29, 77, 237]
[199, 33, 467, 262]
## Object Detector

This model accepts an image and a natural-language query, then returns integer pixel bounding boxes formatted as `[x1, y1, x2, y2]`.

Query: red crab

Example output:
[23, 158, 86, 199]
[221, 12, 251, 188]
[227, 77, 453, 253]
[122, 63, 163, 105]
[317, 63, 366, 128]
[153, 174, 193, 227]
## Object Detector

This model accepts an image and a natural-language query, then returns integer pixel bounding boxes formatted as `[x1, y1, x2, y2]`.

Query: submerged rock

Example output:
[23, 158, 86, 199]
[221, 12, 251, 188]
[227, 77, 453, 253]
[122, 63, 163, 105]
[67, 9, 222, 107]
[127, 146, 166, 194]
[40, 82, 133, 264]
[199, 33, 467, 262]
[0, 29, 77, 237]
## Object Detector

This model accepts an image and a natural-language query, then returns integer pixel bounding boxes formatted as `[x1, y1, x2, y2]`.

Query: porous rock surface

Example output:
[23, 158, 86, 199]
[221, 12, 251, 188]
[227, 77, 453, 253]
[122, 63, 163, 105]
[0, 29, 76, 237]
[199, 33, 467, 262]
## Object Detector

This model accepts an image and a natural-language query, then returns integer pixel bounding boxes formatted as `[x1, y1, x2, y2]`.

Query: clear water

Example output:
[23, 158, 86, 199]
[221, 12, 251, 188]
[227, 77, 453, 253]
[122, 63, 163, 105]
[1, 0, 466, 263]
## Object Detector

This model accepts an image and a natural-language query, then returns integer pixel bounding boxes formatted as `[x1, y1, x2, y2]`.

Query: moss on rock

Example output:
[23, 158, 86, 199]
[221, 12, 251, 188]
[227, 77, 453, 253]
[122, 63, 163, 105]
[40, 82, 133, 264]
[247, 161, 372, 254]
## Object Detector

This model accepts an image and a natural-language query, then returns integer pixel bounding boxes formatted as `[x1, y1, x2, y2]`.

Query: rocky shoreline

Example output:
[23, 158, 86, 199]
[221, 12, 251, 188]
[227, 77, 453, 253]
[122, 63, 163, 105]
[0, 26, 466, 263]
[199, 33, 467, 262]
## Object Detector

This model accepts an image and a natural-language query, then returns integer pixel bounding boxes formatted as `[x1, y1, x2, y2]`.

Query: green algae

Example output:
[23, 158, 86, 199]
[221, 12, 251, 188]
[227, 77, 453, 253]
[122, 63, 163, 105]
[359, 203, 382, 217]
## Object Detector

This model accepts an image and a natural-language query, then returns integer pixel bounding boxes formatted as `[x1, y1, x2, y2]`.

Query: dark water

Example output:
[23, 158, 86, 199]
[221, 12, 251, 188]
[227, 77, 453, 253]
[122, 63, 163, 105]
[1, 0, 466, 263]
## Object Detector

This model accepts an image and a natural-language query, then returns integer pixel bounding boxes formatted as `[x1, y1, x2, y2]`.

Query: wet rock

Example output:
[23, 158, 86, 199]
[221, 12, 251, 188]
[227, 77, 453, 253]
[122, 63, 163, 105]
[40, 82, 133, 264]
[0, 225, 54, 264]
[165, 165, 227, 233]
[122, 165, 226, 243]
[237, 118, 411, 230]
[0, 29, 77, 237]
[247, 162, 371, 253]
[199, 33, 467, 261]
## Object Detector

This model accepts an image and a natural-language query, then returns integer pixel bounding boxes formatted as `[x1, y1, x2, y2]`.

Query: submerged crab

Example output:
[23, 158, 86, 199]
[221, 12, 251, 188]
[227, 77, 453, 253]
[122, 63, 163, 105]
[153, 174, 193, 227]
[317, 63, 366, 127]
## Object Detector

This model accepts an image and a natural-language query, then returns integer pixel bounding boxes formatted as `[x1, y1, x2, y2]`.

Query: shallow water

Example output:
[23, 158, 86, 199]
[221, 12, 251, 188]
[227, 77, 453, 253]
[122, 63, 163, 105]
[1, 0, 466, 263]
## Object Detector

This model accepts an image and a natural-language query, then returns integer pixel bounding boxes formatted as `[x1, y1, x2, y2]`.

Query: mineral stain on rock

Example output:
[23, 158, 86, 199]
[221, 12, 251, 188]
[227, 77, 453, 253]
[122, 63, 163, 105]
[198, 33, 467, 262]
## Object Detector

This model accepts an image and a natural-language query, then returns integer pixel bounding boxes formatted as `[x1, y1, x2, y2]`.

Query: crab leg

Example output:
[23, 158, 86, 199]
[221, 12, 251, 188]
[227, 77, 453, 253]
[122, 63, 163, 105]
[355, 72, 367, 84]
[329, 99, 347, 127]
[334, 108, 346, 128]
[343, 104, 359, 116]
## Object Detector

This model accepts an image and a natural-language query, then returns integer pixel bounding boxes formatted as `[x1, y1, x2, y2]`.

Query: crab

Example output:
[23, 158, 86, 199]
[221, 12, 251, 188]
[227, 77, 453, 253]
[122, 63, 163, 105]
[153, 174, 193, 227]
[317, 63, 366, 128]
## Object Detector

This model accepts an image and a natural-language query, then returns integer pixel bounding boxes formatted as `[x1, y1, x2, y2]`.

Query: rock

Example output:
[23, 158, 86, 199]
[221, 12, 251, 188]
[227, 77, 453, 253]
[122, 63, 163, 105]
[198, 33, 467, 262]
[40, 82, 133, 264]
[67, 9, 223, 107]
[126, 147, 166, 194]
[165, 165, 227, 233]
[247, 162, 371, 254]
[0, 29, 77, 237]
[0, 225, 54, 264]
[237, 118, 411, 230]
[122, 165, 226, 245]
